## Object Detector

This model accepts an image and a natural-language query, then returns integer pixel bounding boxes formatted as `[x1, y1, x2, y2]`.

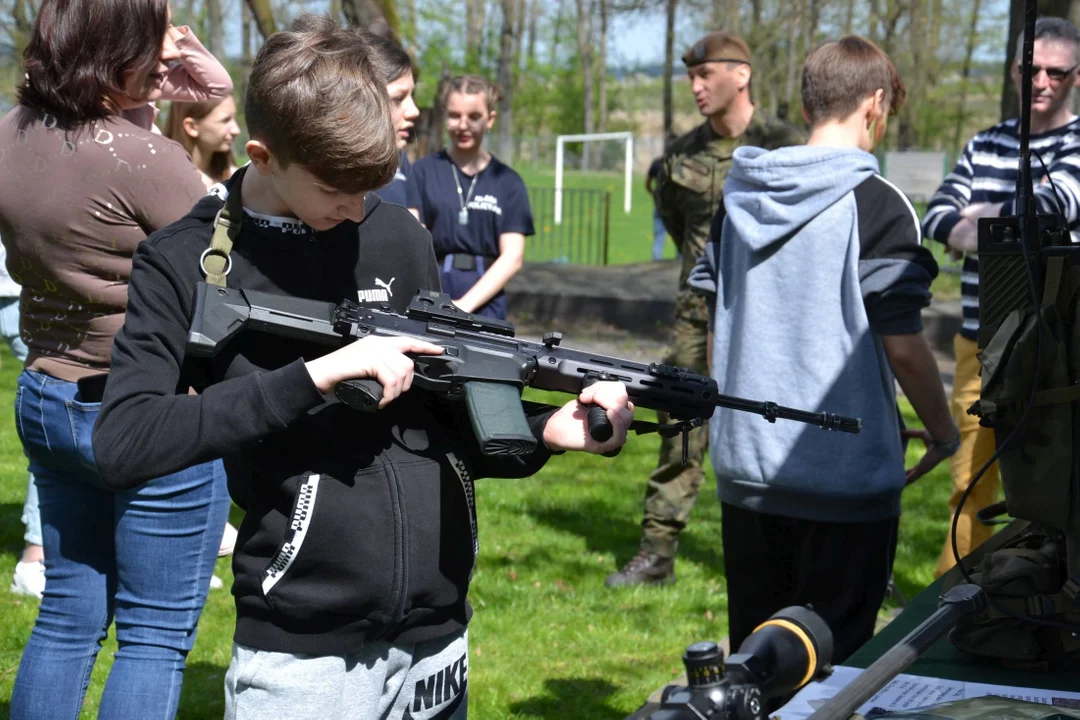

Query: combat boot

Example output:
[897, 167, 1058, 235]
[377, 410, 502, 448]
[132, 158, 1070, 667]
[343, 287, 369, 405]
[605, 549, 675, 587]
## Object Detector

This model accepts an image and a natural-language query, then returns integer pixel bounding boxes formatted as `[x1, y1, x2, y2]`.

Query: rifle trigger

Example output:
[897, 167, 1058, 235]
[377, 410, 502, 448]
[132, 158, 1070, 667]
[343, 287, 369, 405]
[682, 428, 690, 466]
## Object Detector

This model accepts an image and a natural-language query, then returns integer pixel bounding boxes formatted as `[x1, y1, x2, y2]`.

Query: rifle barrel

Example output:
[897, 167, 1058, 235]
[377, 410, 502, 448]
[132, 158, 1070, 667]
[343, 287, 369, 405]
[713, 395, 862, 435]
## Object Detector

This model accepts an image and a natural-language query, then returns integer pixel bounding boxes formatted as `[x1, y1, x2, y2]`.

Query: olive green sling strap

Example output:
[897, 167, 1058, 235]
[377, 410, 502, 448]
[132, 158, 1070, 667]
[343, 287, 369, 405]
[199, 181, 244, 288]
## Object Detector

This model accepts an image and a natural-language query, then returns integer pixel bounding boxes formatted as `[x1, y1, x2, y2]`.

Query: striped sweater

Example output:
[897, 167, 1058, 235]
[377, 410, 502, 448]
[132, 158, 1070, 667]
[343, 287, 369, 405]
[922, 116, 1080, 340]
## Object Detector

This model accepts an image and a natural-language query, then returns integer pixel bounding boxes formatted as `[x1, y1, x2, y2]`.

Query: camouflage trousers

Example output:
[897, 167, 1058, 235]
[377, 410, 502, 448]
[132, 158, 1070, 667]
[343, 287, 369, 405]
[640, 291, 710, 559]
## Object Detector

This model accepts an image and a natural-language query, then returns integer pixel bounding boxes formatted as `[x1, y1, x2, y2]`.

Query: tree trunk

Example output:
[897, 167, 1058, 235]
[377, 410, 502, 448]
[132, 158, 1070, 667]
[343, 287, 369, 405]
[663, 0, 677, 141]
[750, 0, 761, 27]
[403, 0, 417, 43]
[711, 0, 740, 32]
[331, 0, 343, 20]
[526, 0, 540, 69]
[550, 0, 566, 67]
[807, 0, 821, 47]
[598, 0, 608, 133]
[245, 0, 277, 40]
[241, 0, 253, 64]
[424, 64, 451, 154]
[342, 0, 400, 38]
[10, 0, 38, 56]
[867, 0, 881, 44]
[467, 0, 487, 65]
[513, 0, 526, 74]
[783, 0, 802, 113]
[497, 0, 516, 161]
[953, 0, 982, 150]
[844, 0, 855, 35]
[205, 0, 224, 58]
[575, 0, 595, 169]
[898, 0, 924, 149]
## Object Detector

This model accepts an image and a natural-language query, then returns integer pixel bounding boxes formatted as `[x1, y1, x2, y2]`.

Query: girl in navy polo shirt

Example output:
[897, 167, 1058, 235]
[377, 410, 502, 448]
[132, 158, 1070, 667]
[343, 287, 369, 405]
[413, 74, 534, 319]
[369, 34, 421, 219]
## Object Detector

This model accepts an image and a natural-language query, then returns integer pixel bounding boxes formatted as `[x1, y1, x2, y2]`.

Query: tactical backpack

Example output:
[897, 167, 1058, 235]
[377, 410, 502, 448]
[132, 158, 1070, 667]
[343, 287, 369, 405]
[950, 254, 1080, 670]
[944, 522, 1080, 671]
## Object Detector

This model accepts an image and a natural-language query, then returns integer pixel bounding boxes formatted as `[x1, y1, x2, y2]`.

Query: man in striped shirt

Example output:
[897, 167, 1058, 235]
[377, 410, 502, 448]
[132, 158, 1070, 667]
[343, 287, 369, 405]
[923, 16, 1080, 577]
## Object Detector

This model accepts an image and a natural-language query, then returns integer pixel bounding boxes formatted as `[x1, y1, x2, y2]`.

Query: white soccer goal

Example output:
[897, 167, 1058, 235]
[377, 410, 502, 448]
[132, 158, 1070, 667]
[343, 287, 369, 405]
[554, 131, 633, 224]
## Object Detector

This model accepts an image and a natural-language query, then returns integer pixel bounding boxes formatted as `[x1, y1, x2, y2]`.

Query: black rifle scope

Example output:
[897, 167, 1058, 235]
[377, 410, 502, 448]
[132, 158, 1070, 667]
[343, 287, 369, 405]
[650, 606, 833, 720]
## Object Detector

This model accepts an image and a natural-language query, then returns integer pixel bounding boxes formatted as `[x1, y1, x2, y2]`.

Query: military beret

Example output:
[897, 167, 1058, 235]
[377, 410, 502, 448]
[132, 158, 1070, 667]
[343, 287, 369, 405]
[682, 32, 752, 67]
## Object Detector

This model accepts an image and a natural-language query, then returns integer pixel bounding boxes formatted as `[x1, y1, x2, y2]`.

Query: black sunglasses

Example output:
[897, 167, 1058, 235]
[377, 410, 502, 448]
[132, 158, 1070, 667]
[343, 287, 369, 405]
[1029, 63, 1079, 81]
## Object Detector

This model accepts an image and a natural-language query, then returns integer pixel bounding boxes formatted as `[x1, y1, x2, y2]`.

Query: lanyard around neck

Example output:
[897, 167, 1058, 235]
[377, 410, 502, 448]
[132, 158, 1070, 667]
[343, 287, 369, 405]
[451, 163, 478, 212]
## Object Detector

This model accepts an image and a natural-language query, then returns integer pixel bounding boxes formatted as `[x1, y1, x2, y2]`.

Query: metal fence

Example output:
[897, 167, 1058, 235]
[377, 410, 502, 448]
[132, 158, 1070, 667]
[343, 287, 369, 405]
[526, 187, 611, 265]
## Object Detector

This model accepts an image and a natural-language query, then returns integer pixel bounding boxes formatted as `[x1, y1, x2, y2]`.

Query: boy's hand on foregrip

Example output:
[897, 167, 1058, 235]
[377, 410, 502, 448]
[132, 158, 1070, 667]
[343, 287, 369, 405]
[542, 381, 634, 455]
[304, 336, 444, 408]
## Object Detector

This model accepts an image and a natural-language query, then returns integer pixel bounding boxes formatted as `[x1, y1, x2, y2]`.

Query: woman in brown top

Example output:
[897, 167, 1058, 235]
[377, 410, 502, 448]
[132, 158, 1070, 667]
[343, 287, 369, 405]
[0, 1, 231, 717]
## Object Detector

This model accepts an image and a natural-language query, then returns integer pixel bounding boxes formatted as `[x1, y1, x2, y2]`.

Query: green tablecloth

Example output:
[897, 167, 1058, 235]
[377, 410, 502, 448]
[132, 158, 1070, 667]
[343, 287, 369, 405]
[846, 523, 1079, 692]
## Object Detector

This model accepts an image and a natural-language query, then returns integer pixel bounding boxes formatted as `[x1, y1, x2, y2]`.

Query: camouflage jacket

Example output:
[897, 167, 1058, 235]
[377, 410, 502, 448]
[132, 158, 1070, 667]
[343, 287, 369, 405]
[655, 112, 805, 289]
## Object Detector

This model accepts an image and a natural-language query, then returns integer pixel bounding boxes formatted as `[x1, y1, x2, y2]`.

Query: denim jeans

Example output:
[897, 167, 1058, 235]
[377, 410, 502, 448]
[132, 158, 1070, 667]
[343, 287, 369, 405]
[0, 296, 41, 546]
[651, 208, 668, 261]
[10, 369, 230, 720]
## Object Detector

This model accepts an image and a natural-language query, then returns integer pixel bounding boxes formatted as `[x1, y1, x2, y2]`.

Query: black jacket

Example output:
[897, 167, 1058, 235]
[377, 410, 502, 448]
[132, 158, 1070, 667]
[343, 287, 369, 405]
[93, 169, 555, 655]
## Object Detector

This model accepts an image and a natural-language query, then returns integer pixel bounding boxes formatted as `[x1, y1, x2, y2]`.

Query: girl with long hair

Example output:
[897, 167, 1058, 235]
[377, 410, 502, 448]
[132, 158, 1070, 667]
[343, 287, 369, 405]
[163, 95, 241, 189]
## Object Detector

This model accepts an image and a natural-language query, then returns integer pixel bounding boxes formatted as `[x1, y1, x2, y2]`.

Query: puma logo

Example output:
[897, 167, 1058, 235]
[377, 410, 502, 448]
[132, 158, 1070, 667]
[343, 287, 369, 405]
[375, 277, 395, 297]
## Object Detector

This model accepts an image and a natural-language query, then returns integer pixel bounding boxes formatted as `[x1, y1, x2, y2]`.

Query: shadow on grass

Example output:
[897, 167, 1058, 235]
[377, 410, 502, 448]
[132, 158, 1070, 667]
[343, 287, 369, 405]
[178, 662, 227, 718]
[527, 500, 722, 573]
[508, 677, 625, 719]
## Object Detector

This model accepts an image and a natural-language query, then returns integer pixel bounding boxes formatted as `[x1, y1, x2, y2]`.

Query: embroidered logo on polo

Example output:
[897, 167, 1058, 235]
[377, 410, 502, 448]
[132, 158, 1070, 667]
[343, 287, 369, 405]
[262, 473, 320, 595]
[466, 194, 503, 216]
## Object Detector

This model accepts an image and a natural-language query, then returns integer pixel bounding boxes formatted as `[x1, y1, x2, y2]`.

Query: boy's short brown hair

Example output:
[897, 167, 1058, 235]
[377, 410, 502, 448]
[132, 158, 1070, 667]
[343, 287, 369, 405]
[245, 14, 397, 194]
[801, 36, 906, 125]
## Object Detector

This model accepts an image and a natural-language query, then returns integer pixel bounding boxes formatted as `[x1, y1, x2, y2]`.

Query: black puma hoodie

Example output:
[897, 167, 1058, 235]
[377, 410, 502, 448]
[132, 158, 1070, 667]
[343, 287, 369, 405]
[93, 168, 555, 654]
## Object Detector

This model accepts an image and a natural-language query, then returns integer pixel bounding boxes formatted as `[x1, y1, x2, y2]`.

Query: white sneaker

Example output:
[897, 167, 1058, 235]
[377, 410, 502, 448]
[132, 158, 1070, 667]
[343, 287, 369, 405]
[218, 522, 238, 557]
[10, 560, 45, 599]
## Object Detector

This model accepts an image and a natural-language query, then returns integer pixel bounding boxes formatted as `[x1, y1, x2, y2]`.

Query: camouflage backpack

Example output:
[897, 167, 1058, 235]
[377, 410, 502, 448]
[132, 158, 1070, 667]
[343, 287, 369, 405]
[954, 256, 1080, 670]
[944, 523, 1080, 671]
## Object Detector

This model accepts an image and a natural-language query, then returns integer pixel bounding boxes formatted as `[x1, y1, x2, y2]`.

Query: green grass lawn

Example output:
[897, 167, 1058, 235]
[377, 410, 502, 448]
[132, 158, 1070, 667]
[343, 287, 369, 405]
[0, 341, 960, 718]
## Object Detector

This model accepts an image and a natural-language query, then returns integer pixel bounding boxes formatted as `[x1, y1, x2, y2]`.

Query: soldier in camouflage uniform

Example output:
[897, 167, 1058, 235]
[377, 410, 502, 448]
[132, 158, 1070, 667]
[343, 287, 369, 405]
[606, 32, 804, 587]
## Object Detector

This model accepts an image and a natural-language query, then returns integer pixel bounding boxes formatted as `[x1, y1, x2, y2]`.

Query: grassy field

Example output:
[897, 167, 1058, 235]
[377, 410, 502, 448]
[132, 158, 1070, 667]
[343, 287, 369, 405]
[0, 339, 960, 718]
[0, 167, 963, 717]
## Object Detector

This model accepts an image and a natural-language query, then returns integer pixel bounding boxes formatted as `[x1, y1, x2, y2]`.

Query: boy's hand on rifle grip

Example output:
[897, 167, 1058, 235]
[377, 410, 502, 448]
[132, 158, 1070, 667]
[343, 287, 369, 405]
[305, 336, 444, 408]
[543, 381, 634, 455]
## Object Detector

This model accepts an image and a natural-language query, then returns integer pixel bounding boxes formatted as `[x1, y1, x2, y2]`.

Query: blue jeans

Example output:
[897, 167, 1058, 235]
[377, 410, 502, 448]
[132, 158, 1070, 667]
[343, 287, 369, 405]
[0, 296, 40, 546]
[10, 369, 230, 720]
[651, 208, 668, 261]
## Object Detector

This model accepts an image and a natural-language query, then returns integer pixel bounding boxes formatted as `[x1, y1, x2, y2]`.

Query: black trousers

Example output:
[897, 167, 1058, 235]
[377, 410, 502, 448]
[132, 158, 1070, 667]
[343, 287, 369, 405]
[721, 502, 899, 665]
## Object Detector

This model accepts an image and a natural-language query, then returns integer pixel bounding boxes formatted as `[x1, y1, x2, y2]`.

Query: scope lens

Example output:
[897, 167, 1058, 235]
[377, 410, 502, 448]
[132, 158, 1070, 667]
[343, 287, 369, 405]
[682, 641, 725, 689]
[734, 606, 834, 699]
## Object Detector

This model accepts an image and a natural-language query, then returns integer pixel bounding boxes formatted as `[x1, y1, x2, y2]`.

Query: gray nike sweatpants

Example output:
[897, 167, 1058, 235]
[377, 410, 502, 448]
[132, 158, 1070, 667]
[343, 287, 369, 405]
[224, 628, 468, 720]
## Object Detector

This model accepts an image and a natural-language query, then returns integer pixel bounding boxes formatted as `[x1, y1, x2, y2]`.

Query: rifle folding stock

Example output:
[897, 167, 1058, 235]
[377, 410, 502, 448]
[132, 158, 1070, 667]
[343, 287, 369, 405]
[187, 283, 861, 458]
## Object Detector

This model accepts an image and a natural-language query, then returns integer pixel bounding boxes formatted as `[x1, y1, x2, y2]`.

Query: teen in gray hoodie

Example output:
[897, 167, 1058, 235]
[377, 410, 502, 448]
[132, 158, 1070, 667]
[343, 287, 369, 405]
[688, 36, 958, 663]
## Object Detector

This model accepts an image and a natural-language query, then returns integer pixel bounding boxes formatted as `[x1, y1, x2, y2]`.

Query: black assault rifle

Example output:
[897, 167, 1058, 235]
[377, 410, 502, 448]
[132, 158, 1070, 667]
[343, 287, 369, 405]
[187, 283, 861, 458]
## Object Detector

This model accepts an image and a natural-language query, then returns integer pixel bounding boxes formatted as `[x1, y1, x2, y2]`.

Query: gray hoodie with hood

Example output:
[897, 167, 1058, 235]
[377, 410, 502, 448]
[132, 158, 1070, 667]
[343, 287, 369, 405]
[688, 145, 937, 523]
